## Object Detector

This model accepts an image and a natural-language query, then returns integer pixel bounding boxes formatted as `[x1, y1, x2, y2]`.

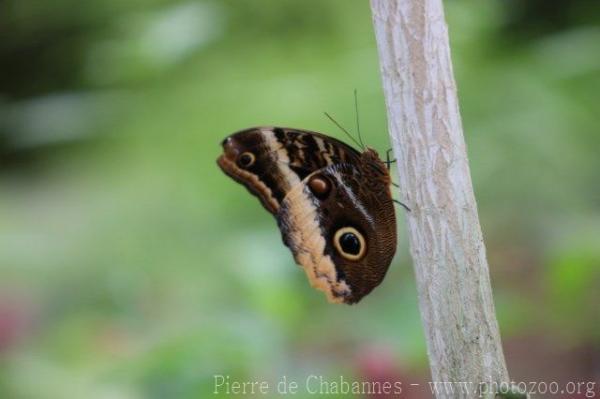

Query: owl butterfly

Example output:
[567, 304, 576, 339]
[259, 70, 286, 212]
[217, 127, 396, 304]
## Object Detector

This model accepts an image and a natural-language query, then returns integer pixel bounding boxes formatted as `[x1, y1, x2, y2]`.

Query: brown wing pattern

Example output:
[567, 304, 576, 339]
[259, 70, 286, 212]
[217, 127, 397, 304]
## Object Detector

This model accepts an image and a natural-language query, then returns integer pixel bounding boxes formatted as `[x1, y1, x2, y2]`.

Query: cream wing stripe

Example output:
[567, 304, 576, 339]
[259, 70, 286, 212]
[282, 183, 351, 303]
[261, 129, 302, 191]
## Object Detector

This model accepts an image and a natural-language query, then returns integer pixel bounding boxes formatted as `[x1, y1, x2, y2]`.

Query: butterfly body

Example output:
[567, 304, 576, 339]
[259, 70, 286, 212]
[217, 127, 396, 304]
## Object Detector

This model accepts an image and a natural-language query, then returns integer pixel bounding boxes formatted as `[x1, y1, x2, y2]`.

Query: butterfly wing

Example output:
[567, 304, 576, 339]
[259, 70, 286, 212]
[218, 127, 397, 304]
[277, 156, 397, 304]
[217, 127, 361, 214]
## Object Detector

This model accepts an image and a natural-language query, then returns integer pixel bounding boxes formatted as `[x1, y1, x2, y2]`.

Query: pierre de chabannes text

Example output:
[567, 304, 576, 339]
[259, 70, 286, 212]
[213, 374, 598, 397]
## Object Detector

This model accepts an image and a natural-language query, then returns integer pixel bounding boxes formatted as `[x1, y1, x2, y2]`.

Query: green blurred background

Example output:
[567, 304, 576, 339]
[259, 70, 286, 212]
[1, 0, 599, 397]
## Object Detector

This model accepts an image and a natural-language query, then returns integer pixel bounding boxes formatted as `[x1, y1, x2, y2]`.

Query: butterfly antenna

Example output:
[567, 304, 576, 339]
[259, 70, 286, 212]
[324, 112, 363, 149]
[354, 89, 365, 149]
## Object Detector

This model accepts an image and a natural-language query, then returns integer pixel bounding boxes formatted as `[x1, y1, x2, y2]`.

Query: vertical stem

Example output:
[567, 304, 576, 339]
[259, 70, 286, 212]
[370, 0, 509, 396]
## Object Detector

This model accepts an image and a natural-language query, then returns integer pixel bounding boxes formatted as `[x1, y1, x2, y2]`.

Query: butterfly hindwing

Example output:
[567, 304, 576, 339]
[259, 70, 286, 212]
[277, 160, 396, 304]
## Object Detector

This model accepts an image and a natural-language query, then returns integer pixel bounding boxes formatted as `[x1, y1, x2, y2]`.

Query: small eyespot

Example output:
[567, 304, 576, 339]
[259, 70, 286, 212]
[308, 174, 331, 199]
[237, 152, 255, 168]
[333, 227, 366, 260]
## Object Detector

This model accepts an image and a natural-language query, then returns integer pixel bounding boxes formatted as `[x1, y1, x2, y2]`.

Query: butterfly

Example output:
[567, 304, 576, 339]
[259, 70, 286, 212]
[217, 126, 397, 304]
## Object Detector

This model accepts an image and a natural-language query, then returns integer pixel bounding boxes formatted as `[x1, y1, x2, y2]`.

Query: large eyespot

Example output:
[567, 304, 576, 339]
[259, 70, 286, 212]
[333, 227, 366, 260]
[237, 152, 255, 168]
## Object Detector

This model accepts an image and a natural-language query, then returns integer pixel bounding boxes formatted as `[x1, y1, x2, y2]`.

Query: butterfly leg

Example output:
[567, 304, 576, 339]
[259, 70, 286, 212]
[390, 182, 411, 211]
[385, 149, 408, 211]
[384, 148, 397, 170]
[393, 199, 411, 212]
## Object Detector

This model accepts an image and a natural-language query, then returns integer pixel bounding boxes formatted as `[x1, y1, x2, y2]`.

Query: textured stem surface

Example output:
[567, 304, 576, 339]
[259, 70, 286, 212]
[370, 0, 509, 396]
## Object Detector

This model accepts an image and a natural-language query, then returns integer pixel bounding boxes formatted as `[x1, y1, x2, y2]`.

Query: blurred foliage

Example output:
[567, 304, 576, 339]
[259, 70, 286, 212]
[0, 0, 599, 398]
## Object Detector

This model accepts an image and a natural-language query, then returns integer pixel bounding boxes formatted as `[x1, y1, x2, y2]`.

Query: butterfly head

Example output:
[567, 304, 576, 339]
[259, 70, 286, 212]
[360, 147, 392, 185]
